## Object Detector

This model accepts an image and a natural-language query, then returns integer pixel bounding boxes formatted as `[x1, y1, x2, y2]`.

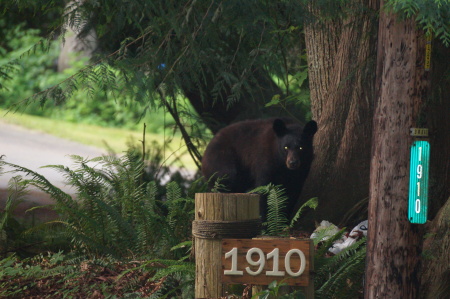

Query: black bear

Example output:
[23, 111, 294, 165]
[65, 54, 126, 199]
[202, 118, 317, 220]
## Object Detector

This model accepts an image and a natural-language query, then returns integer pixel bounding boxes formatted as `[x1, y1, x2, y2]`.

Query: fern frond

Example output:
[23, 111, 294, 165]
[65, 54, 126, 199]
[1, 161, 74, 207]
[316, 243, 366, 298]
[314, 228, 347, 256]
[266, 185, 289, 236]
[0, 176, 28, 251]
[315, 238, 366, 277]
[250, 184, 289, 236]
[2, 148, 197, 261]
[290, 197, 318, 228]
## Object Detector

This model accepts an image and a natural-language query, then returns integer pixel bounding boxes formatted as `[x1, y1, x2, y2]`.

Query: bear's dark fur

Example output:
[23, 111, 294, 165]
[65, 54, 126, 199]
[202, 118, 317, 220]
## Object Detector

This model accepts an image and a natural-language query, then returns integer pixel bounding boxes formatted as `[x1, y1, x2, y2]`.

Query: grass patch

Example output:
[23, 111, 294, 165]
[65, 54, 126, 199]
[0, 109, 196, 169]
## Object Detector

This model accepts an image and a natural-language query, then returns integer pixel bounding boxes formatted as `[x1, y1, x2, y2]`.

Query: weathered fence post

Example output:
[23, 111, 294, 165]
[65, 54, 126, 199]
[193, 193, 260, 298]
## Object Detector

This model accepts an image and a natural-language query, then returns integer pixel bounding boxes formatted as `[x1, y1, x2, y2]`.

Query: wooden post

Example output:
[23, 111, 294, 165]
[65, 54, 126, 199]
[194, 193, 260, 298]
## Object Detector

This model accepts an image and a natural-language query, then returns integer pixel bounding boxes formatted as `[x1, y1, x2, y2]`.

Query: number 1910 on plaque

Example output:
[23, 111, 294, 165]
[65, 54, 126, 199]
[408, 140, 430, 224]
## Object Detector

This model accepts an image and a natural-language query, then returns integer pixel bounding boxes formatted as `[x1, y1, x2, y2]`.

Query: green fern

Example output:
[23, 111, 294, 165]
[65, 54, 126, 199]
[266, 185, 289, 236]
[148, 261, 195, 299]
[289, 197, 318, 228]
[0, 176, 27, 256]
[312, 230, 367, 299]
[250, 184, 289, 236]
[209, 173, 230, 193]
[115, 257, 195, 298]
[0, 150, 201, 297]
[0, 149, 199, 260]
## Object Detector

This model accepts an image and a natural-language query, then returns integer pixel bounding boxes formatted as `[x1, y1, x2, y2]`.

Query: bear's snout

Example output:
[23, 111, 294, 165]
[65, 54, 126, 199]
[287, 159, 300, 170]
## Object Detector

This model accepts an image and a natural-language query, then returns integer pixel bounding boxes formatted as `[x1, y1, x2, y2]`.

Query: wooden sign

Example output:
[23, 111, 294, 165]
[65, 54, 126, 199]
[222, 238, 313, 286]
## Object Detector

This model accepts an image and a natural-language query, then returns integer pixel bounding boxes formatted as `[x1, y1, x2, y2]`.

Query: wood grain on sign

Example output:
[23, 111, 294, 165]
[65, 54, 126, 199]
[222, 239, 313, 286]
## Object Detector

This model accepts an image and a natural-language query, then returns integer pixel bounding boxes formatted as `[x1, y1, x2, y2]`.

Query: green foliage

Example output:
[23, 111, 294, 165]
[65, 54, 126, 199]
[254, 188, 365, 298]
[0, 150, 201, 259]
[252, 280, 305, 299]
[0, 22, 179, 132]
[311, 230, 367, 299]
[1, 0, 311, 122]
[290, 197, 319, 228]
[0, 148, 201, 297]
[386, 0, 450, 46]
[0, 159, 70, 258]
[267, 64, 312, 121]
[1, 152, 367, 298]
[0, 251, 193, 298]
[0, 176, 26, 257]
[208, 173, 230, 193]
[0, 252, 70, 298]
[251, 185, 318, 236]
[1, 1, 314, 171]
[0, 23, 60, 107]
[250, 184, 289, 236]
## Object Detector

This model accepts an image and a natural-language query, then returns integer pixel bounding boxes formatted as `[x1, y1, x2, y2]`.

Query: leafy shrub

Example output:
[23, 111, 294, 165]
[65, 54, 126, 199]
[0, 23, 179, 132]
[1, 148, 202, 297]
[255, 185, 365, 298]
[251, 184, 318, 236]
[0, 23, 64, 112]
[312, 230, 366, 299]
[2, 151, 367, 298]
[0, 173, 71, 258]
[1, 149, 202, 260]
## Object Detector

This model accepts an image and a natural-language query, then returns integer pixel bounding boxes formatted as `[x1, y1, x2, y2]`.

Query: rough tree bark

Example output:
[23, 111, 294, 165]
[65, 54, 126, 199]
[425, 41, 450, 218]
[419, 38, 450, 299]
[420, 197, 450, 299]
[300, 0, 379, 226]
[364, 5, 427, 297]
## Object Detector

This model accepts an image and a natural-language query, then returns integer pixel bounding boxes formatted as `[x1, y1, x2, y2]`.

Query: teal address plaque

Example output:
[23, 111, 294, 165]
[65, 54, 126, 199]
[408, 140, 430, 224]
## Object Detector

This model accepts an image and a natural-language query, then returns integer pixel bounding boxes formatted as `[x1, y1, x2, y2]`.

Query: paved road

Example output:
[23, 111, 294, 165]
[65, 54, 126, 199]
[1, 121, 106, 190]
[0, 120, 105, 219]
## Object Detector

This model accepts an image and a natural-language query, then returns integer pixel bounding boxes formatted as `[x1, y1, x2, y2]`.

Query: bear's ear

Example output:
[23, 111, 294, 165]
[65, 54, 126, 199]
[302, 120, 318, 137]
[273, 119, 288, 137]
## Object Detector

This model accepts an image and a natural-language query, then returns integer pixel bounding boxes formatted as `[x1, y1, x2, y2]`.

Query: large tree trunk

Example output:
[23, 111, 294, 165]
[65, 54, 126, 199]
[419, 37, 450, 299]
[364, 5, 428, 297]
[300, 0, 448, 295]
[420, 197, 450, 299]
[300, 0, 379, 226]
[426, 40, 450, 218]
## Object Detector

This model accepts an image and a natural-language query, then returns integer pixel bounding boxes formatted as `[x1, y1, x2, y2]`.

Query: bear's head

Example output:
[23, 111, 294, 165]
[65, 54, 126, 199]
[273, 119, 318, 170]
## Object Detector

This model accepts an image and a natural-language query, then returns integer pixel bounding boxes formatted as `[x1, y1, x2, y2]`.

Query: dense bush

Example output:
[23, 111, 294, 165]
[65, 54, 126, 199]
[0, 149, 202, 297]
[1, 151, 365, 298]
[1, 149, 202, 259]
[0, 23, 177, 133]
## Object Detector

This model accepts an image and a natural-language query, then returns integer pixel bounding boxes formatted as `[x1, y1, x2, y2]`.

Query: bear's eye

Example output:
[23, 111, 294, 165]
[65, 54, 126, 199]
[284, 146, 288, 150]
[299, 147, 303, 150]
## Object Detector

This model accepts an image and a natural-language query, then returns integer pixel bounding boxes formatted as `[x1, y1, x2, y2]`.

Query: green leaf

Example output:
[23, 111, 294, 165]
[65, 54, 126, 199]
[266, 94, 281, 107]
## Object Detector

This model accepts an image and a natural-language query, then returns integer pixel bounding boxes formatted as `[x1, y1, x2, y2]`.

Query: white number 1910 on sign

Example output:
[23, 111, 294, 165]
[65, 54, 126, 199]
[221, 239, 312, 287]
[224, 247, 306, 277]
[408, 140, 430, 224]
